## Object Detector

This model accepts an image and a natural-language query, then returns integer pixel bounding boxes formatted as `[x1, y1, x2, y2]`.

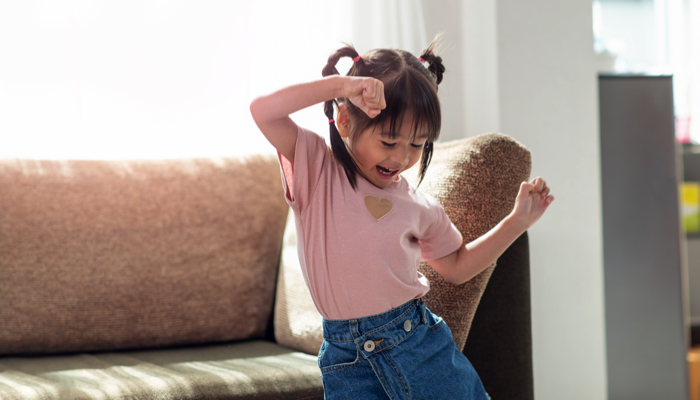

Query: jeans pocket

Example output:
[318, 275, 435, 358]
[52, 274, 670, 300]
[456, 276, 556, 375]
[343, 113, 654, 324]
[425, 309, 445, 331]
[318, 340, 361, 374]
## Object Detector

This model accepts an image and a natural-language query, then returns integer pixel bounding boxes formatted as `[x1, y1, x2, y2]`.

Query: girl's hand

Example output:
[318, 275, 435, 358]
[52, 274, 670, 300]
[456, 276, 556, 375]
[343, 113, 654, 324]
[429, 176, 554, 285]
[341, 77, 386, 118]
[429, 176, 553, 285]
[510, 177, 554, 230]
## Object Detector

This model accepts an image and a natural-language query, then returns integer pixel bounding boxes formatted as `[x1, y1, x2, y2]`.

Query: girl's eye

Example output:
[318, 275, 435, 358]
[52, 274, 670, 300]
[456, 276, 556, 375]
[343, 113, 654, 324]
[381, 141, 396, 148]
[411, 143, 424, 149]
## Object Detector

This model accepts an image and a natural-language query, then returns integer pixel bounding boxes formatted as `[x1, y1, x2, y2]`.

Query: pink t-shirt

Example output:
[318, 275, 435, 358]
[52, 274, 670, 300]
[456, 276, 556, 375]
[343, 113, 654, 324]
[279, 126, 463, 320]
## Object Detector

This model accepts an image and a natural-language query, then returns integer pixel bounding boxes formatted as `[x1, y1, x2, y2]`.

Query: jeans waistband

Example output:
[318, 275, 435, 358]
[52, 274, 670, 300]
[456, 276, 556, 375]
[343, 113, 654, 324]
[322, 298, 427, 344]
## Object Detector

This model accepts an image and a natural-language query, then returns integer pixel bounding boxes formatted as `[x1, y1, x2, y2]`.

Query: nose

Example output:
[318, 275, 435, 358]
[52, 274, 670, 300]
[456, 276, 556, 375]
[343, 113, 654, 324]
[389, 146, 409, 166]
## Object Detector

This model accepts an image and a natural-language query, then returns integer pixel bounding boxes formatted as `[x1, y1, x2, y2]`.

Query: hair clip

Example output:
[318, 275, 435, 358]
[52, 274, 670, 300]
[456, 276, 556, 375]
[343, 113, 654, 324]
[352, 55, 361, 62]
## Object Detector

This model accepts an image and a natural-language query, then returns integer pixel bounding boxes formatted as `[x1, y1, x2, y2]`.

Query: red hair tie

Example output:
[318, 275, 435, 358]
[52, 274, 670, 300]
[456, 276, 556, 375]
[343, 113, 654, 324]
[352, 55, 361, 62]
[328, 119, 335, 124]
[418, 56, 425, 63]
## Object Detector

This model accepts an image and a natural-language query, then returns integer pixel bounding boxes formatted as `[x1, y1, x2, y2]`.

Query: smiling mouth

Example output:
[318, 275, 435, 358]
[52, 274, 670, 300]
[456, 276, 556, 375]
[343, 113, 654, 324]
[376, 165, 399, 179]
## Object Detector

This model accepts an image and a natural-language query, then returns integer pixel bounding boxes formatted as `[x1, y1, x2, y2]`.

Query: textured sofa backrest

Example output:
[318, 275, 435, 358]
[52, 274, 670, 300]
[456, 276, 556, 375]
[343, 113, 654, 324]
[0, 156, 289, 355]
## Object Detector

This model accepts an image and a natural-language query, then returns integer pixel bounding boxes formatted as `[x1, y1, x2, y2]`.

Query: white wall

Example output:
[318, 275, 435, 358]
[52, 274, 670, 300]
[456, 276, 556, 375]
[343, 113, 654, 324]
[421, 0, 500, 142]
[495, 1, 607, 398]
[429, 0, 607, 398]
[420, 0, 468, 142]
[460, 0, 500, 138]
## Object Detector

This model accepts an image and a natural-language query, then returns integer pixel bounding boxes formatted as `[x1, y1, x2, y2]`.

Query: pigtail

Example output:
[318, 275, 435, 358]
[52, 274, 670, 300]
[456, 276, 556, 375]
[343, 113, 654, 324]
[414, 37, 443, 186]
[416, 142, 433, 187]
[322, 45, 366, 190]
[419, 41, 445, 86]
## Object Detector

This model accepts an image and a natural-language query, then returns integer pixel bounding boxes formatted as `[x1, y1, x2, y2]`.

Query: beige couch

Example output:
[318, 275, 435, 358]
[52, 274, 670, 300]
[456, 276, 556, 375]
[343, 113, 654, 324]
[0, 133, 533, 400]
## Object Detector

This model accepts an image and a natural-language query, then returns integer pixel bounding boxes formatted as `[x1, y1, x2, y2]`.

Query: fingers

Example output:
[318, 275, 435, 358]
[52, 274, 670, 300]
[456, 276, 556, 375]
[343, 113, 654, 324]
[362, 78, 385, 117]
[519, 181, 534, 196]
[526, 177, 554, 205]
[530, 176, 546, 191]
[343, 77, 385, 118]
[529, 177, 548, 194]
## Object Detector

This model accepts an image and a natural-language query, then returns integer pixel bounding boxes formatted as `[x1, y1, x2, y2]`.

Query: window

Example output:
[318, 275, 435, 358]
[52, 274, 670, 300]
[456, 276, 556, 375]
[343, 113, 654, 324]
[0, 1, 351, 159]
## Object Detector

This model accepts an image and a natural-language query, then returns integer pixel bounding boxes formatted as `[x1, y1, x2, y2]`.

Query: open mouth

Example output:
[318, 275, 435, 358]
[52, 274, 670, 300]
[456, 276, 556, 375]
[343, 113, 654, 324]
[376, 165, 399, 179]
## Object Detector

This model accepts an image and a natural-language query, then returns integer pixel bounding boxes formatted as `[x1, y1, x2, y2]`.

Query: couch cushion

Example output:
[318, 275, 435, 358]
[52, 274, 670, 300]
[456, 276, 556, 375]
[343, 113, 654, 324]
[273, 133, 531, 354]
[0, 156, 289, 355]
[0, 340, 323, 400]
[273, 210, 324, 355]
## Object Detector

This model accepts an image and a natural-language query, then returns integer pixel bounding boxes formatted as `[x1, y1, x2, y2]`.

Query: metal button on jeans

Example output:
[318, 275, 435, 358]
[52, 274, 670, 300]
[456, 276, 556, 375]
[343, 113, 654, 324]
[404, 319, 412, 332]
[363, 340, 375, 352]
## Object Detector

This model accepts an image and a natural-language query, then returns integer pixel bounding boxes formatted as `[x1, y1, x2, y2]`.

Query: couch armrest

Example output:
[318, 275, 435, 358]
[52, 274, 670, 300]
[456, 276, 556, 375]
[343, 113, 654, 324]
[465, 232, 533, 400]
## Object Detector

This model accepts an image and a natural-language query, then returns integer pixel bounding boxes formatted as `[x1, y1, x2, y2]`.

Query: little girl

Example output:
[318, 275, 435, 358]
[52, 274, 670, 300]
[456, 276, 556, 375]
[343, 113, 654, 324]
[250, 39, 553, 400]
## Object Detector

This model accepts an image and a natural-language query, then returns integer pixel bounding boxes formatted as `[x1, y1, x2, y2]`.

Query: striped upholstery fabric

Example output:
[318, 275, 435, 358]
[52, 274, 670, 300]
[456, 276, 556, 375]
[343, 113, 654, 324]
[0, 341, 323, 400]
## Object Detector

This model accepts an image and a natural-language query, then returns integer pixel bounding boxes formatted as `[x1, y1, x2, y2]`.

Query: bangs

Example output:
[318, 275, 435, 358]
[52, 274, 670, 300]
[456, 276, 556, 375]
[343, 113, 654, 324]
[330, 44, 443, 189]
[353, 68, 441, 141]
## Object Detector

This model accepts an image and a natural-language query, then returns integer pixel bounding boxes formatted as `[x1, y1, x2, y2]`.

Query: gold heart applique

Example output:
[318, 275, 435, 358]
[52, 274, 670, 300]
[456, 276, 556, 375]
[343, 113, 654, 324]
[364, 194, 393, 221]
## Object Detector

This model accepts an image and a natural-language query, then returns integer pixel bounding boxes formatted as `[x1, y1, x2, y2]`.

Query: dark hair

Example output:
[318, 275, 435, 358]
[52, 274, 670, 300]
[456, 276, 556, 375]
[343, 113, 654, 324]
[322, 37, 445, 190]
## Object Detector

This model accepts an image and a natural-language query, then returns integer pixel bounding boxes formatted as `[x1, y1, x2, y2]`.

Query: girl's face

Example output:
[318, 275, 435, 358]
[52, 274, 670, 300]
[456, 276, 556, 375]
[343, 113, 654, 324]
[344, 113, 428, 189]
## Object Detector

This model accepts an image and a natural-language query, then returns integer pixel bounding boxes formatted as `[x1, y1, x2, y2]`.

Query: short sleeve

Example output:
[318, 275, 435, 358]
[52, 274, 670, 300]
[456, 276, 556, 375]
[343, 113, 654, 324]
[418, 201, 464, 262]
[278, 126, 330, 214]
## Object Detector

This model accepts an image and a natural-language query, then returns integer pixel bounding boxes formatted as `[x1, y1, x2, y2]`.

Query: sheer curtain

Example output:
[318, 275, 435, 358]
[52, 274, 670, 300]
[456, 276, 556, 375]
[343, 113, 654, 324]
[0, 0, 428, 160]
[349, 0, 427, 53]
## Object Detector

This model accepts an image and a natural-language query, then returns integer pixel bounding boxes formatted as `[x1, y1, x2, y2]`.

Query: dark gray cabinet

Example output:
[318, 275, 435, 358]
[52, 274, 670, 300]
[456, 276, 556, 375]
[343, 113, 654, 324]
[599, 74, 689, 400]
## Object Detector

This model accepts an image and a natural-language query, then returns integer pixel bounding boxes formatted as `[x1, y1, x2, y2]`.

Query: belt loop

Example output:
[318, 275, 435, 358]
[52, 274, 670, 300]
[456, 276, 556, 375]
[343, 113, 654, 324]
[419, 299, 427, 324]
[350, 320, 359, 339]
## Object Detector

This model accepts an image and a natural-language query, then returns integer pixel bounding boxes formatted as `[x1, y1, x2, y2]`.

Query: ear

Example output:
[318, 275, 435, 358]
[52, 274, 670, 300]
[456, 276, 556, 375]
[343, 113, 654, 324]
[336, 103, 351, 139]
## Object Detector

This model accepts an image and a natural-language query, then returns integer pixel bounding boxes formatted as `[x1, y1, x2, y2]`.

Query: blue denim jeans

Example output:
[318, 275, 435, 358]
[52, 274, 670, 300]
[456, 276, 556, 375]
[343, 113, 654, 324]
[319, 298, 489, 399]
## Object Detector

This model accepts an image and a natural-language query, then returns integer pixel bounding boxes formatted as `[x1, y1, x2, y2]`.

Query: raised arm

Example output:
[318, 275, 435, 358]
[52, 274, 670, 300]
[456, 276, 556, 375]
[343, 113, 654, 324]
[428, 177, 554, 285]
[249, 75, 385, 163]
